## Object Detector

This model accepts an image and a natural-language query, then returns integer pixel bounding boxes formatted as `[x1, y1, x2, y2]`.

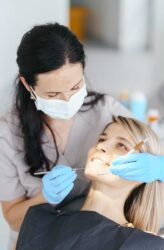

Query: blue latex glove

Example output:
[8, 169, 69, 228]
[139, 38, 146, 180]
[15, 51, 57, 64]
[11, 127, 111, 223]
[110, 153, 164, 183]
[42, 165, 77, 204]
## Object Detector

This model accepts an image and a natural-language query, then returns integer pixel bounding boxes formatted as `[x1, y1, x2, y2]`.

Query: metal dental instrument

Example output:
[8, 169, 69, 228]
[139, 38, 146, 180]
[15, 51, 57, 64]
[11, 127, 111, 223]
[34, 139, 148, 176]
[34, 167, 85, 176]
[97, 138, 148, 176]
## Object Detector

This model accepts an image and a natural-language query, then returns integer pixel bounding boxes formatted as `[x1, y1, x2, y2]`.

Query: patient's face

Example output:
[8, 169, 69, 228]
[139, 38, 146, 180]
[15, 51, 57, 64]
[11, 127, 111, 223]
[85, 123, 140, 188]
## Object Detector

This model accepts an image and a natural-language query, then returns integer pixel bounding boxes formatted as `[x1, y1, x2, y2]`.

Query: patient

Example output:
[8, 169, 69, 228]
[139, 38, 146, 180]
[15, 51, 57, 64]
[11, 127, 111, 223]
[16, 116, 164, 250]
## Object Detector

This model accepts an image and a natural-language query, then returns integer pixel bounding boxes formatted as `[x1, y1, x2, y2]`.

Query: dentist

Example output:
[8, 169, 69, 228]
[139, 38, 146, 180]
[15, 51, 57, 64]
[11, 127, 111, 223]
[0, 22, 163, 249]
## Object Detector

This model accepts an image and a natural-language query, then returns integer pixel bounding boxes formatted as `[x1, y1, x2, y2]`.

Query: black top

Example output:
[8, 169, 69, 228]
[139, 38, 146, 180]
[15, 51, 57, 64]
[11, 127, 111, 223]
[16, 204, 164, 250]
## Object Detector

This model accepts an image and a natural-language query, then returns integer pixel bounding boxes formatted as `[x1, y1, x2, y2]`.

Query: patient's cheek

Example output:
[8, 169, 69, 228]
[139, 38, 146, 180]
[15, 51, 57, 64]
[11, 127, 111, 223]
[85, 159, 96, 174]
[84, 157, 102, 179]
[88, 147, 96, 158]
[110, 154, 119, 163]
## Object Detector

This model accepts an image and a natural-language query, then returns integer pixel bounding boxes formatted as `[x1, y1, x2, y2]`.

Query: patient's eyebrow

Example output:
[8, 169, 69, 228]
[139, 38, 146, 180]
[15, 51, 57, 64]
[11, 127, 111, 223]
[116, 136, 132, 146]
[99, 132, 107, 138]
[99, 134, 131, 144]
[98, 132, 108, 142]
[101, 132, 107, 136]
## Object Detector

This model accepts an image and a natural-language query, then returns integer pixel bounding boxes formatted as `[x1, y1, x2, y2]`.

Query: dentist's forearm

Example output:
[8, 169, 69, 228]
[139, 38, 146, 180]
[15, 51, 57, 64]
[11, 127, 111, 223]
[2, 192, 47, 232]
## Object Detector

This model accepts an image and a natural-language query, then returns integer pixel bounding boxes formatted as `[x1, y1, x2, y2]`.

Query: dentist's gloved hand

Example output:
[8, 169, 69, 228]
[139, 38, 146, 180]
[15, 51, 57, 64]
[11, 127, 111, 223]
[110, 153, 164, 183]
[42, 165, 77, 204]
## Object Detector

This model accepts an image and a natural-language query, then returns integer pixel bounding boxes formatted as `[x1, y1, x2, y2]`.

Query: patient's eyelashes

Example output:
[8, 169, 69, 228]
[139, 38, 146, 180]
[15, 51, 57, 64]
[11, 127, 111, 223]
[97, 135, 130, 154]
[116, 143, 128, 152]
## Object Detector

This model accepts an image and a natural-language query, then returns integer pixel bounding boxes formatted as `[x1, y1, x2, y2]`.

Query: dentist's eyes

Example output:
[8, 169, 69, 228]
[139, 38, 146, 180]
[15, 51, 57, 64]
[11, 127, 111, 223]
[48, 94, 58, 98]
[47, 83, 82, 98]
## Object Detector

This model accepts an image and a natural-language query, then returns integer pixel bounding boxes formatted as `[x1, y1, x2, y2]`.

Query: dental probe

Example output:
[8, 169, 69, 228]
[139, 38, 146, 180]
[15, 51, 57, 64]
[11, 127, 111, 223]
[34, 167, 85, 176]
[97, 138, 148, 176]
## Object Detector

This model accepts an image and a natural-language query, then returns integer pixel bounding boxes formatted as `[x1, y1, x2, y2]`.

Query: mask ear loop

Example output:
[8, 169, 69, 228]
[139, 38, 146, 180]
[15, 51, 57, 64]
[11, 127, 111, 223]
[29, 86, 36, 100]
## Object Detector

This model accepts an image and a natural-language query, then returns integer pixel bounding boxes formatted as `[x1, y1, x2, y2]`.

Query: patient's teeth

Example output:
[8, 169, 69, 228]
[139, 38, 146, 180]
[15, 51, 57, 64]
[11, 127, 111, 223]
[91, 158, 104, 167]
[93, 158, 103, 164]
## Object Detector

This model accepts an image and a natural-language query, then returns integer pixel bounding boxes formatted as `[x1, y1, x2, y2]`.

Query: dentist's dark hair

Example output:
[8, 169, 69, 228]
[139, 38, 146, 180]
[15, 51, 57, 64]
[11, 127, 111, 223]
[15, 22, 104, 175]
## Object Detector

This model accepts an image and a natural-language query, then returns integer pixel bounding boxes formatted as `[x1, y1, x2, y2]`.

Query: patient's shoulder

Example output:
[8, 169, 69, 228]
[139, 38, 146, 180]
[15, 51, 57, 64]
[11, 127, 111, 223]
[122, 228, 164, 250]
[26, 203, 57, 218]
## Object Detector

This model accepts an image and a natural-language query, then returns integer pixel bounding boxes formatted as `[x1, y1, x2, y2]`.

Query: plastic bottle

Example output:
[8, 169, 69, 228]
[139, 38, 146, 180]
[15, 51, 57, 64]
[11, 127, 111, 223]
[147, 109, 160, 134]
[119, 90, 129, 109]
[130, 91, 147, 122]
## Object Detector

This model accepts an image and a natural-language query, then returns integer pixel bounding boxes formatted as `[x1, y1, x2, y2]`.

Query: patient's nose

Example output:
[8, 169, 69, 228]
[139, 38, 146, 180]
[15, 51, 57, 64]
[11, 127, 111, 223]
[97, 143, 107, 153]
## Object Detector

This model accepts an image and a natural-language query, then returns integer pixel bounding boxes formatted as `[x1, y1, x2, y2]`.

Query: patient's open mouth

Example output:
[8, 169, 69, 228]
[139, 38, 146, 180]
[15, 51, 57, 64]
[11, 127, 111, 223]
[91, 158, 104, 164]
[91, 157, 110, 167]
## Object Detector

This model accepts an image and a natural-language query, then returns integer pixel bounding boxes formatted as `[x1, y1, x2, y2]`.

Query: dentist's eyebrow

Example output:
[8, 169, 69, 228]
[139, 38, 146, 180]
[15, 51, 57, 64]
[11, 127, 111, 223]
[45, 79, 83, 94]
[70, 78, 83, 90]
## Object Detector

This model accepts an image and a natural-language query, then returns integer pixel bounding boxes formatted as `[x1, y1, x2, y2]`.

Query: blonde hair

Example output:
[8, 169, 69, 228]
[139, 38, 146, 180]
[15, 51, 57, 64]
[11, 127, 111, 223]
[112, 116, 164, 234]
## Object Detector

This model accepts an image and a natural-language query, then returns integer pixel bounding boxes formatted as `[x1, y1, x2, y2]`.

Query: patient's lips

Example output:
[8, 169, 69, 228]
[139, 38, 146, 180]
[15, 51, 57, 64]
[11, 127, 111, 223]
[90, 156, 110, 168]
[91, 158, 104, 164]
[89, 158, 104, 168]
[104, 162, 110, 167]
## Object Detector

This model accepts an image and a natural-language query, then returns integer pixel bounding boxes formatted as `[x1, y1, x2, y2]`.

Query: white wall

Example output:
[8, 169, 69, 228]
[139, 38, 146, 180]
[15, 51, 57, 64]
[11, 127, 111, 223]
[85, 45, 153, 97]
[149, 0, 164, 109]
[81, 0, 164, 115]
[119, 0, 150, 50]
[0, 0, 69, 116]
[0, 1, 69, 249]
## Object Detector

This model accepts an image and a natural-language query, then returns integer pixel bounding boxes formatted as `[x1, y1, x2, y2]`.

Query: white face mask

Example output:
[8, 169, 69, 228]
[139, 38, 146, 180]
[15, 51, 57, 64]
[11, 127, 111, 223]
[31, 83, 87, 120]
